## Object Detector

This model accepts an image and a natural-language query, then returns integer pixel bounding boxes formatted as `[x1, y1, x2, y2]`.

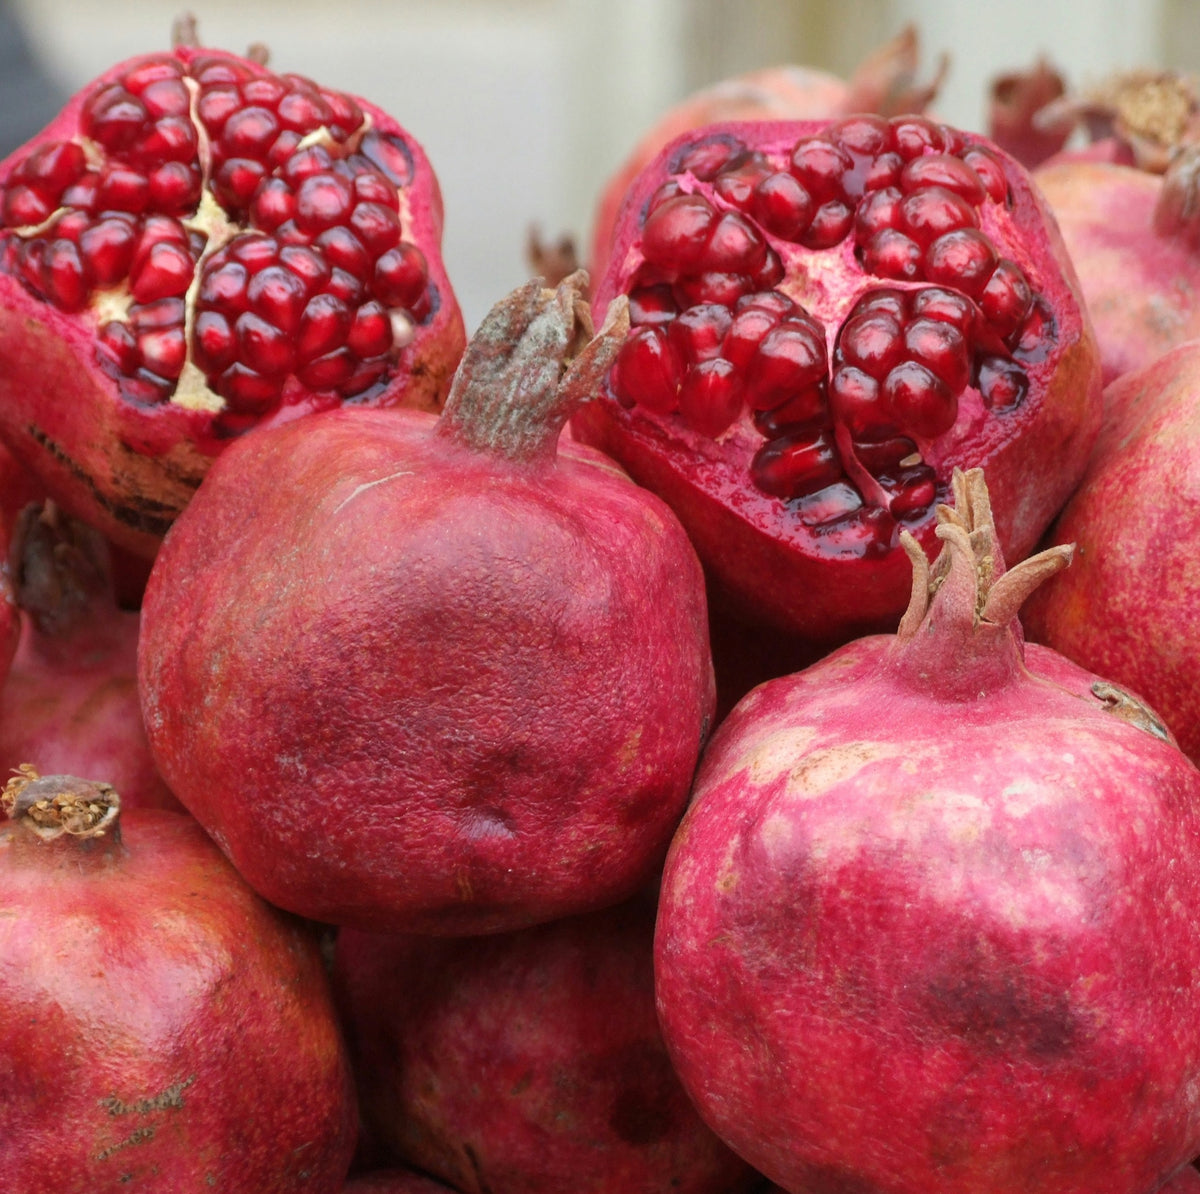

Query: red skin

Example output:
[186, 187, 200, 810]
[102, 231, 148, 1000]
[1034, 160, 1200, 388]
[576, 119, 1101, 648]
[0, 42, 464, 558]
[1024, 342, 1200, 765]
[655, 483, 1200, 1194]
[138, 404, 714, 933]
[333, 896, 758, 1194]
[0, 803, 357, 1192]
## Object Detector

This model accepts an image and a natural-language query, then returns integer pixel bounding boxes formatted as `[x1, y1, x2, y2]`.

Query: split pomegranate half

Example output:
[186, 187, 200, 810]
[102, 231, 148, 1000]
[573, 116, 1101, 644]
[0, 31, 465, 554]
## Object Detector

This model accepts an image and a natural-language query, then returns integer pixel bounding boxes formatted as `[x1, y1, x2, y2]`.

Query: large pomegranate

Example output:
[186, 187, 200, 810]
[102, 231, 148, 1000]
[654, 468, 1200, 1194]
[0, 18, 464, 556]
[1023, 341, 1200, 764]
[0, 501, 178, 808]
[139, 273, 714, 933]
[0, 767, 357, 1192]
[572, 116, 1101, 645]
[590, 27, 945, 286]
[334, 893, 757, 1194]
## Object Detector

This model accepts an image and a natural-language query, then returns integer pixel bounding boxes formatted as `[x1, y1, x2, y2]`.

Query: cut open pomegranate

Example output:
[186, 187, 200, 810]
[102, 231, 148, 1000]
[0, 26, 465, 555]
[573, 116, 1102, 644]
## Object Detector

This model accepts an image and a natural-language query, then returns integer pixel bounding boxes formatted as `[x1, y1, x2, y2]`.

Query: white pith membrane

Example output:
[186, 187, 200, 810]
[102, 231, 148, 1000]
[0, 54, 425, 420]
[607, 124, 1056, 537]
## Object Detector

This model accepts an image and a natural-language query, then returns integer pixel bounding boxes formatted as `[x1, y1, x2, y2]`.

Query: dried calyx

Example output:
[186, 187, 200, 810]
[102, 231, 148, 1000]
[1, 764, 120, 840]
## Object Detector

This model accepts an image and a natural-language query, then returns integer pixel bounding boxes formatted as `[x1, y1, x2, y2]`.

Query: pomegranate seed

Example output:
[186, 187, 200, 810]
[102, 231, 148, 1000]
[2, 186, 51, 227]
[139, 115, 198, 164]
[191, 56, 253, 87]
[294, 174, 354, 235]
[863, 152, 903, 192]
[745, 319, 828, 410]
[82, 86, 148, 152]
[962, 148, 1009, 204]
[803, 201, 854, 251]
[831, 114, 892, 157]
[904, 318, 970, 394]
[121, 57, 182, 93]
[674, 272, 750, 309]
[42, 239, 89, 312]
[193, 310, 237, 373]
[321, 91, 364, 139]
[898, 187, 978, 247]
[230, 233, 278, 271]
[611, 326, 681, 413]
[131, 240, 193, 302]
[890, 117, 945, 159]
[860, 229, 922, 281]
[899, 154, 986, 204]
[279, 244, 332, 291]
[267, 131, 304, 170]
[854, 187, 902, 242]
[883, 359, 957, 439]
[139, 325, 187, 377]
[241, 77, 288, 109]
[297, 293, 352, 360]
[250, 178, 296, 231]
[673, 133, 748, 181]
[199, 260, 250, 314]
[977, 356, 1028, 411]
[751, 431, 843, 500]
[277, 90, 333, 132]
[197, 85, 242, 134]
[789, 139, 852, 203]
[236, 312, 296, 377]
[97, 167, 150, 214]
[353, 171, 397, 207]
[924, 229, 998, 297]
[713, 158, 771, 208]
[628, 283, 677, 328]
[753, 172, 815, 241]
[139, 77, 191, 119]
[677, 358, 742, 436]
[298, 348, 356, 390]
[909, 288, 977, 334]
[219, 363, 284, 413]
[221, 107, 280, 159]
[349, 202, 401, 256]
[325, 267, 364, 306]
[839, 310, 904, 379]
[753, 384, 828, 437]
[119, 369, 173, 405]
[97, 320, 139, 371]
[347, 301, 392, 358]
[342, 356, 389, 397]
[22, 141, 87, 200]
[668, 304, 732, 365]
[361, 131, 414, 187]
[213, 159, 267, 210]
[723, 306, 779, 370]
[148, 162, 201, 214]
[642, 195, 716, 273]
[248, 264, 307, 334]
[979, 259, 1033, 342]
[78, 214, 137, 285]
[131, 297, 185, 330]
[830, 367, 888, 439]
[60, 176, 99, 213]
[316, 226, 369, 277]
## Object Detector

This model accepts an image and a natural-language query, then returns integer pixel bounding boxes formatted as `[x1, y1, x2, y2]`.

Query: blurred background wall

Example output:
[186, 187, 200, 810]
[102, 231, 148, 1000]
[1, 0, 1193, 329]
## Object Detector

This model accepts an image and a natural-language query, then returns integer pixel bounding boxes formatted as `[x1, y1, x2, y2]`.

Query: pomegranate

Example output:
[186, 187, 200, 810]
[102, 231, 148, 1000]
[0, 767, 357, 1192]
[0, 17, 464, 557]
[1023, 341, 1200, 764]
[1036, 146, 1200, 388]
[654, 468, 1200, 1194]
[333, 894, 757, 1194]
[138, 273, 714, 933]
[590, 26, 945, 285]
[573, 116, 1101, 645]
[0, 501, 178, 809]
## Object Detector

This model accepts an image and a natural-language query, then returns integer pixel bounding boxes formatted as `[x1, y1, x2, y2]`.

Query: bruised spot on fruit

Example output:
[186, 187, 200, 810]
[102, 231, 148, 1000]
[602, 1040, 679, 1146]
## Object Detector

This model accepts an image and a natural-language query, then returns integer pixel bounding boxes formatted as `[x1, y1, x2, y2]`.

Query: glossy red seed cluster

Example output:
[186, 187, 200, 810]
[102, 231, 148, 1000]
[607, 115, 1049, 528]
[0, 51, 434, 428]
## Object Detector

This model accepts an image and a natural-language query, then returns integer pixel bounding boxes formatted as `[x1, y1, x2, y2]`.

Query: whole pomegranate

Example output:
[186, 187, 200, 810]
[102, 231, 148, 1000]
[590, 26, 945, 285]
[654, 468, 1200, 1194]
[139, 273, 714, 933]
[0, 18, 464, 556]
[1023, 341, 1200, 764]
[572, 116, 1101, 646]
[0, 767, 357, 1192]
[334, 894, 757, 1194]
[0, 501, 179, 809]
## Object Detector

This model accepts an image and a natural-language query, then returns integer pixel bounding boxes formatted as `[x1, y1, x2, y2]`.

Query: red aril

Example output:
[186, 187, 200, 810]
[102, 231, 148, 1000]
[654, 469, 1200, 1194]
[138, 274, 714, 933]
[590, 27, 945, 286]
[334, 894, 757, 1194]
[0, 768, 357, 1192]
[574, 116, 1101, 645]
[0, 502, 179, 810]
[0, 19, 464, 556]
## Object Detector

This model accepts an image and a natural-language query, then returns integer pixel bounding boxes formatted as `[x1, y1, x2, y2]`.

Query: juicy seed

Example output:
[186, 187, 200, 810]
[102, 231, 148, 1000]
[677, 358, 743, 436]
[751, 431, 844, 501]
[611, 326, 681, 413]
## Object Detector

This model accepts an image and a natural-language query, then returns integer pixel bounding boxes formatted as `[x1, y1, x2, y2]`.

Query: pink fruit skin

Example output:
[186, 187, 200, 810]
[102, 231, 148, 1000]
[0, 803, 357, 1192]
[654, 488, 1200, 1193]
[0, 43, 465, 558]
[1034, 160, 1200, 388]
[577, 118, 1101, 647]
[138, 403, 715, 933]
[1024, 341, 1200, 764]
[333, 896, 758, 1194]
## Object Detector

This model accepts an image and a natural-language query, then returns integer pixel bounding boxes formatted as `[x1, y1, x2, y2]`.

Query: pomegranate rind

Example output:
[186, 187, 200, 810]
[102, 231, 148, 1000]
[138, 406, 715, 933]
[1024, 340, 1200, 764]
[655, 632, 1200, 1194]
[0, 44, 465, 557]
[576, 118, 1102, 643]
[0, 805, 358, 1191]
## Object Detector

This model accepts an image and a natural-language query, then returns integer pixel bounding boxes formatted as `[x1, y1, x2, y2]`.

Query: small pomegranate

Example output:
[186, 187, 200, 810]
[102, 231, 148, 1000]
[0, 502, 178, 809]
[1024, 341, 1200, 764]
[334, 894, 757, 1194]
[590, 26, 945, 285]
[0, 767, 357, 1192]
[0, 18, 465, 556]
[139, 272, 714, 933]
[573, 116, 1101, 645]
[654, 469, 1200, 1194]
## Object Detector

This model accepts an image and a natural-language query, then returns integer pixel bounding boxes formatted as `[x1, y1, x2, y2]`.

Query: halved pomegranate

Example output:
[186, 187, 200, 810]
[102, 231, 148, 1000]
[573, 116, 1101, 644]
[0, 21, 464, 555]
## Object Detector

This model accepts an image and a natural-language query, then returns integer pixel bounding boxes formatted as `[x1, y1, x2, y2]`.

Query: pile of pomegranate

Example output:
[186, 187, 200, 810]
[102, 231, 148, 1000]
[4, 20, 1200, 1194]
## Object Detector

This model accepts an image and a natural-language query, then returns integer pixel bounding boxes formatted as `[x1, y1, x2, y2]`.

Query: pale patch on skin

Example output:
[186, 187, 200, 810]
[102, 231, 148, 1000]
[719, 724, 820, 789]
[786, 741, 905, 798]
